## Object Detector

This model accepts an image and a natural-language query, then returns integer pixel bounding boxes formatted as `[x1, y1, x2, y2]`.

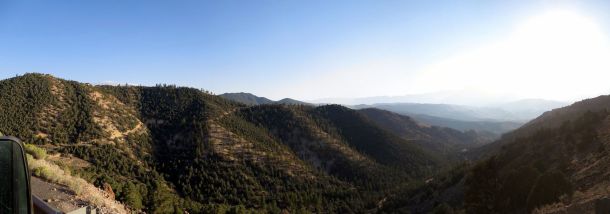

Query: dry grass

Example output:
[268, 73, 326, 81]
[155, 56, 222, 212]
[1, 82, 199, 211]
[27, 154, 129, 214]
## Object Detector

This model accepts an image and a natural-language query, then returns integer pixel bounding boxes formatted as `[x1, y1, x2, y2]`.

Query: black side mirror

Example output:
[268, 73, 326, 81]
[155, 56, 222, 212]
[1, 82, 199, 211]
[0, 136, 32, 214]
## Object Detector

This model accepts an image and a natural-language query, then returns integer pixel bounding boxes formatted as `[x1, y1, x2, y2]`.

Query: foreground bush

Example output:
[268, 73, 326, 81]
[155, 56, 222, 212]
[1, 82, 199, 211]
[24, 144, 47, 160]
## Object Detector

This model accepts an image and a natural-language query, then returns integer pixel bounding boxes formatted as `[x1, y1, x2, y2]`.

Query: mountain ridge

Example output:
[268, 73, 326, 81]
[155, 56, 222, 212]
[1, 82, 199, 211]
[220, 92, 311, 106]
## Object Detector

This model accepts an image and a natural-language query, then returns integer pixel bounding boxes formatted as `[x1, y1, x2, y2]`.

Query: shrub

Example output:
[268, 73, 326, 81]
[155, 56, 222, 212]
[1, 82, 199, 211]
[124, 182, 143, 210]
[24, 144, 47, 160]
[33, 167, 49, 177]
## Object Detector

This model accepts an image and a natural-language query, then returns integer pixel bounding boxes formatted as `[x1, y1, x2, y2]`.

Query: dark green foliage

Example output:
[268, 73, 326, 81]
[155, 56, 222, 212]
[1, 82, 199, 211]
[464, 158, 501, 214]
[166, 155, 364, 213]
[61, 144, 187, 212]
[218, 114, 284, 152]
[499, 165, 541, 211]
[379, 164, 468, 213]
[0, 73, 103, 144]
[0, 74, 54, 137]
[125, 182, 144, 210]
[431, 203, 455, 214]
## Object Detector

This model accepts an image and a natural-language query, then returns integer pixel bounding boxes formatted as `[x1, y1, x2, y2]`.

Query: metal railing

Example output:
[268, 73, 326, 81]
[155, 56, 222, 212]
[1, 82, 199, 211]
[32, 195, 61, 214]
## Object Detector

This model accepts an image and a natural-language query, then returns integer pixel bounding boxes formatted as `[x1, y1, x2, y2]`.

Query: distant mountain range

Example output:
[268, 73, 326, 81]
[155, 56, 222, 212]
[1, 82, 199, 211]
[220, 92, 311, 105]
[221, 93, 565, 137]
[310, 90, 534, 106]
[353, 101, 566, 122]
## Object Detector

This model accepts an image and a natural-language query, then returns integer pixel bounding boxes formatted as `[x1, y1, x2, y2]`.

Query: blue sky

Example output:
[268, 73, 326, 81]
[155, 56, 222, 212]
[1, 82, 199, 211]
[2, 0, 610, 101]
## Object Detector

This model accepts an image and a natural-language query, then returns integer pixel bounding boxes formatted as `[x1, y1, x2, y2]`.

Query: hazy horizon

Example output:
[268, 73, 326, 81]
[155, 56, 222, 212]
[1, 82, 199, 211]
[0, 72, 584, 106]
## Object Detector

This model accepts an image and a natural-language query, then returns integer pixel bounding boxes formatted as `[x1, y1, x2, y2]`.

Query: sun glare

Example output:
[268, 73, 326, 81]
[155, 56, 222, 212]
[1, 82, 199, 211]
[414, 10, 610, 101]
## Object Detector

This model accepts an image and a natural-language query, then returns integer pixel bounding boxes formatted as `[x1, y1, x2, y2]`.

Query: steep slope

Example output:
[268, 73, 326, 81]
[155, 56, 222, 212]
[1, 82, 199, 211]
[227, 104, 434, 189]
[0, 74, 181, 213]
[309, 105, 439, 173]
[219, 92, 273, 105]
[358, 108, 493, 158]
[463, 109, 610, 213]
[507, 95, 610, 139]
[100, 82, 366, 212]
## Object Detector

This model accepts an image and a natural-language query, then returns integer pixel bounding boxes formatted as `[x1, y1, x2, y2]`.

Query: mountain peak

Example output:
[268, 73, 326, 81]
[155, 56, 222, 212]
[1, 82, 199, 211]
[275, 98, 311, 105]
[219, 92, 274, 105]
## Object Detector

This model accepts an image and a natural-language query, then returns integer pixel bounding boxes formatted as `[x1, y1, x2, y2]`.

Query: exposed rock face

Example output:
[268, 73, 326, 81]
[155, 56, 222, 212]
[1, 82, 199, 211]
[102, 183, 115, 200]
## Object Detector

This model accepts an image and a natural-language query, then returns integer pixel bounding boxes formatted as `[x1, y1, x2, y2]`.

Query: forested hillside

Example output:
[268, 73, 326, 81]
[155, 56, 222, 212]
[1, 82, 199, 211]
[0, 73, 484, 213]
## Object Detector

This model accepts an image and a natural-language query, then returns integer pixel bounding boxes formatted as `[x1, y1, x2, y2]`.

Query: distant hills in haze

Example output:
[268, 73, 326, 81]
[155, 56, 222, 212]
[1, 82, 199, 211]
[352, 103, 513, 122]
[407, 114, 522, 136]
[275, 98, 310, 105]
[351, 100, 566, 136]
[311, 88, 568, 104]
[492, 99, 569, 120]
[353, 100, 566, 122]
[310, 90, 522, 106]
